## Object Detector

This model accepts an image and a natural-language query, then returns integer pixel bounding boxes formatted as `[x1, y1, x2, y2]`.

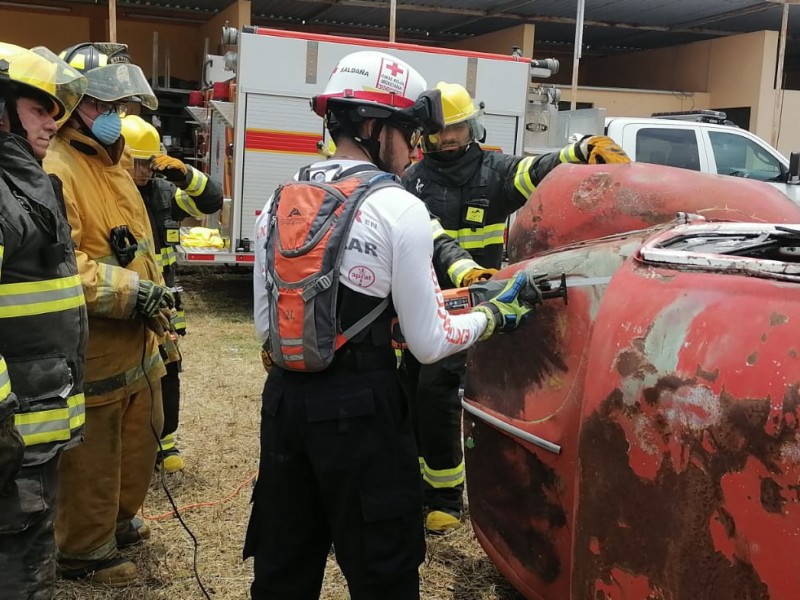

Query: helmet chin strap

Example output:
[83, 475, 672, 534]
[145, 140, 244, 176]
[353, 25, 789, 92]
[0, 96, 29, 141]
[354, 120, 387, 171]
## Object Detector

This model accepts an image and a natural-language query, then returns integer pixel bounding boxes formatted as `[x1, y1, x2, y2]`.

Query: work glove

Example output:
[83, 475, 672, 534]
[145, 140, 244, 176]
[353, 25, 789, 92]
[151, 154, 188, 184]
[145, 307, 174, 337]
[136, 280, 175, 319]
[576, 135, 631, 164]
[461, 267, 499, 287]
[171, 292, 186, 336]
[471, 271, 543, 341]
[0, 408, 24, 496]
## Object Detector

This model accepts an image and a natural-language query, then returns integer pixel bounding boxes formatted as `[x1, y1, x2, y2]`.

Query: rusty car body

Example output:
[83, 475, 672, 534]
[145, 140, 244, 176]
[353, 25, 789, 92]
[464, 163, 800, 599]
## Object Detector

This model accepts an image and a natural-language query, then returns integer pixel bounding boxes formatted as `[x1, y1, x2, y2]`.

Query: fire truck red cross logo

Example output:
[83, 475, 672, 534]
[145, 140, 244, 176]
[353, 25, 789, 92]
[386, 62, 404, 77]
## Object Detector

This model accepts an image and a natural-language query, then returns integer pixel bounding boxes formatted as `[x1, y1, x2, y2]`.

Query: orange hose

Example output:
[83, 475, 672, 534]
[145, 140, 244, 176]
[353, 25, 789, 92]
[142, 471, 258, 521]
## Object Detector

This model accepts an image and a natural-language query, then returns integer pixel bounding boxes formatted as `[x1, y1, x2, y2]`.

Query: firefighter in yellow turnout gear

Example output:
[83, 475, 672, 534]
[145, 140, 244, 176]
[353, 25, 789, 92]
[401, 82, 630, 534]
[0, 42, 88, 598]
[122, 115, 223, 472]
[43, 42, 172, 586]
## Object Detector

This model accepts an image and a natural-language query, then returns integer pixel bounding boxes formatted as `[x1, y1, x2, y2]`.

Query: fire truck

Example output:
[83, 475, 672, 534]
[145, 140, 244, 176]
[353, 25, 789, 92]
[177, 26, 534, 266]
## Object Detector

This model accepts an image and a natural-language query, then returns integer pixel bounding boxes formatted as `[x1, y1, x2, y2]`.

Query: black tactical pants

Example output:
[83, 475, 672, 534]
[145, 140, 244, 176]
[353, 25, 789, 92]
[400, 349, 467, 515]
[0, 456, 59, 599]
[245, 358, 425, 600]
[161, 360, 181, 438]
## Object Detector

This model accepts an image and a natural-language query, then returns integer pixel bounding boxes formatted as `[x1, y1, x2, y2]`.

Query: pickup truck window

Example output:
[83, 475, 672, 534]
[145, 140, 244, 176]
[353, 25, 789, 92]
[635, 128, 701, 171]
[708, 131, 783, 182]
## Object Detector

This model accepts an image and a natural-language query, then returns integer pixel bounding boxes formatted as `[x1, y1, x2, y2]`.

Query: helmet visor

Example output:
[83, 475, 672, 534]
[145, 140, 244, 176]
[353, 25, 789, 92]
[1, 45, 88, 120]
[84, 63, 158, 110]
[422, 111, 485, 154]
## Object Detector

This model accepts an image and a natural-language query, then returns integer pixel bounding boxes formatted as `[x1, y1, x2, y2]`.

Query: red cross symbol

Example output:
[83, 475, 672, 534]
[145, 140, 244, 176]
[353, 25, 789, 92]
[385, 62, 404, 77]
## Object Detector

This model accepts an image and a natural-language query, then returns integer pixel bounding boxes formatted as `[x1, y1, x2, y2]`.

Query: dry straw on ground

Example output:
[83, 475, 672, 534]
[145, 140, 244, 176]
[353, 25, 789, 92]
[54, 270, 524, 600]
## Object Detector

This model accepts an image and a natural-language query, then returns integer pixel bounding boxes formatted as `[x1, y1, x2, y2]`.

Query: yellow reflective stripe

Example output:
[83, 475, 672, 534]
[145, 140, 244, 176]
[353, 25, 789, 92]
[514, 156, 536, 199]
[171, 309, 186, 331]
[160, 433, 176, 451]
[0, 274, 85, 318]
[94, 263, 139, 318]
[422, 461, 465, 488]
[155, 252, 164, 271]
[161, 246, 177, 267]
[559, 143, 581, 164]
[430, 218, 446, 240]
[0, 357, 11, 402]
[183, 166, 208, 197]
[443, 223, 506, 250]
[419, 456, 426, 475]
[447, 258, 480, 287]
[0, 244, 4, 272]
[175, 189, 203, 218]
[14, 392, 85, 446]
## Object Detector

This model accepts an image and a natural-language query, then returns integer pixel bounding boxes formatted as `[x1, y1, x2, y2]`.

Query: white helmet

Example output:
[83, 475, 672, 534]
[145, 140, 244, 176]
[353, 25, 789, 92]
[312, 51, 426, 117]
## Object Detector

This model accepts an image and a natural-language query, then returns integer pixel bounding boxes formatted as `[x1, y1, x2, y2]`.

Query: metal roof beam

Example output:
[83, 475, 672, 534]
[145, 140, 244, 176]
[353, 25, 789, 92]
[304, 0, 344, 22]
[439, 0, 537, 34]
[673, 2, 776, 28]
[287, 0, 741, 37]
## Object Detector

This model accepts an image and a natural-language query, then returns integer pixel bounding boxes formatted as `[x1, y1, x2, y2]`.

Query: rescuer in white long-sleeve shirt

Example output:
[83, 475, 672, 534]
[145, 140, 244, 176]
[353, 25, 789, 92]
[245, 50, 539, 600]
[253, 160, 489, 364]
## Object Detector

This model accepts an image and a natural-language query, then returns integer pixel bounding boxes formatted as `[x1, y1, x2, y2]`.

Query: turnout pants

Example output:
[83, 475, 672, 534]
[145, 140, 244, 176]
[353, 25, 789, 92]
[56, 384, 163, 562]
[0, 456, 59, 599]
[400, 349, 467, 516]
[245, 360, 425, 600]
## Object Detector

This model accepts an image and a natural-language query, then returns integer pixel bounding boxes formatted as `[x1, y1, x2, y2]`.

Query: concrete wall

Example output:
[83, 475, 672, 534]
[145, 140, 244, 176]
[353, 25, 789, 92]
[776, 90, 800, 155]
[557, 86, 712, 117]
[0, 9, 90, 51]
[116, 20, 204, 84]
[450, 24, 534, 59]
[0, 4, 211, 83]
[562, 30, 782, 142]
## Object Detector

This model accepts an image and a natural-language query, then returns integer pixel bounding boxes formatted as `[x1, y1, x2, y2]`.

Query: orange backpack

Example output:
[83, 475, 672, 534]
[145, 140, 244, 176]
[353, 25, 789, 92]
[263, 166, 400, 372]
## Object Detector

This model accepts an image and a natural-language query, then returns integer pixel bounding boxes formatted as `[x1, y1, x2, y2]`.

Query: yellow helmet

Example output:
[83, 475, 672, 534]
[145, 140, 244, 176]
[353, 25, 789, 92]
[422, 81, 485, 154]
[437, 82, 479, 126]
[0, 42, 87, 121]
[59, 42, 158, 110]
[121, 115, 163, 159]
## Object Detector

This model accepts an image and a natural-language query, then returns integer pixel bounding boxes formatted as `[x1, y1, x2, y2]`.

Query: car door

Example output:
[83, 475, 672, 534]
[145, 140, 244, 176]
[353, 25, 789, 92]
[619, 123, 710, 172]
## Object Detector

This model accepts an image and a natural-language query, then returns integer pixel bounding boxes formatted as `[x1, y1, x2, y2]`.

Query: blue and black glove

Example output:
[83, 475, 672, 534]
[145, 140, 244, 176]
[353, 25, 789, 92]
[471, 271, 543, 340]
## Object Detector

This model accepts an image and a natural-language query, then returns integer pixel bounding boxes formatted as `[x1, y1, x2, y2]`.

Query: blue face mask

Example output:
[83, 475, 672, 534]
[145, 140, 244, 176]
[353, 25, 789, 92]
[90, 111, 122, 145]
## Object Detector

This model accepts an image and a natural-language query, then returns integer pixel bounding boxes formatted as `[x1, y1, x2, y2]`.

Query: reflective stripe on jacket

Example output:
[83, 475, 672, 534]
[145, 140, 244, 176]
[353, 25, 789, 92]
[403, 145, 564, 279]
[44, 128, 165, 406]
[0, 133, 88, 463]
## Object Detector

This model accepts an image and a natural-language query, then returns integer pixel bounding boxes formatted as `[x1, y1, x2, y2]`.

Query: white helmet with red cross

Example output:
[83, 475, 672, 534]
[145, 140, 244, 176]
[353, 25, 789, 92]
[311, 51, 436, 129]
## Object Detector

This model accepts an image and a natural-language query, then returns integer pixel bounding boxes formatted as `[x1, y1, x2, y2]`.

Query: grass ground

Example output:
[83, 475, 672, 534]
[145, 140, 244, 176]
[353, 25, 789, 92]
[54, 270, 524, 600]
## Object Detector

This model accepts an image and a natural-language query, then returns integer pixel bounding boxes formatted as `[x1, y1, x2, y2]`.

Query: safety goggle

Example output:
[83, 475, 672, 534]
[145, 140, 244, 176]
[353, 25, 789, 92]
[392, 122, 424, 148]
[85, 97, 129, 117]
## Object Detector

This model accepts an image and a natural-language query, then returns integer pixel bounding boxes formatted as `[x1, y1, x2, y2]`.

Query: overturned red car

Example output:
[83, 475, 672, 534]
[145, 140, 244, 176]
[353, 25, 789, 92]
[464, 163, 800, 600]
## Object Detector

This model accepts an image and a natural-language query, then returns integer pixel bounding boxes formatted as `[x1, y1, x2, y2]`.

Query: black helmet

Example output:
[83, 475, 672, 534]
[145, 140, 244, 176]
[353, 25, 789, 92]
[59, 42, 157, 110]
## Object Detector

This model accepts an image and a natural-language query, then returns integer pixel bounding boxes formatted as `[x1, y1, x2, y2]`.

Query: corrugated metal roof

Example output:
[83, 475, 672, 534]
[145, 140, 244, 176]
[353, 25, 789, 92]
[47, 1, 800, 58]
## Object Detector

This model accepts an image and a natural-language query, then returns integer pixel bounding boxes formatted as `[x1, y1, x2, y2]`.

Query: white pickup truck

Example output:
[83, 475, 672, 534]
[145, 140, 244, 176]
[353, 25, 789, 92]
[602, 111, 800, 203]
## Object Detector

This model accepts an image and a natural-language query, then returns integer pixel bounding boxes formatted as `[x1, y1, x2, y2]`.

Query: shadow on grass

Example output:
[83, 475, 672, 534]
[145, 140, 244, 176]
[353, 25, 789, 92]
[177, 268, 254, 323]
[427, 531, 526, 600]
